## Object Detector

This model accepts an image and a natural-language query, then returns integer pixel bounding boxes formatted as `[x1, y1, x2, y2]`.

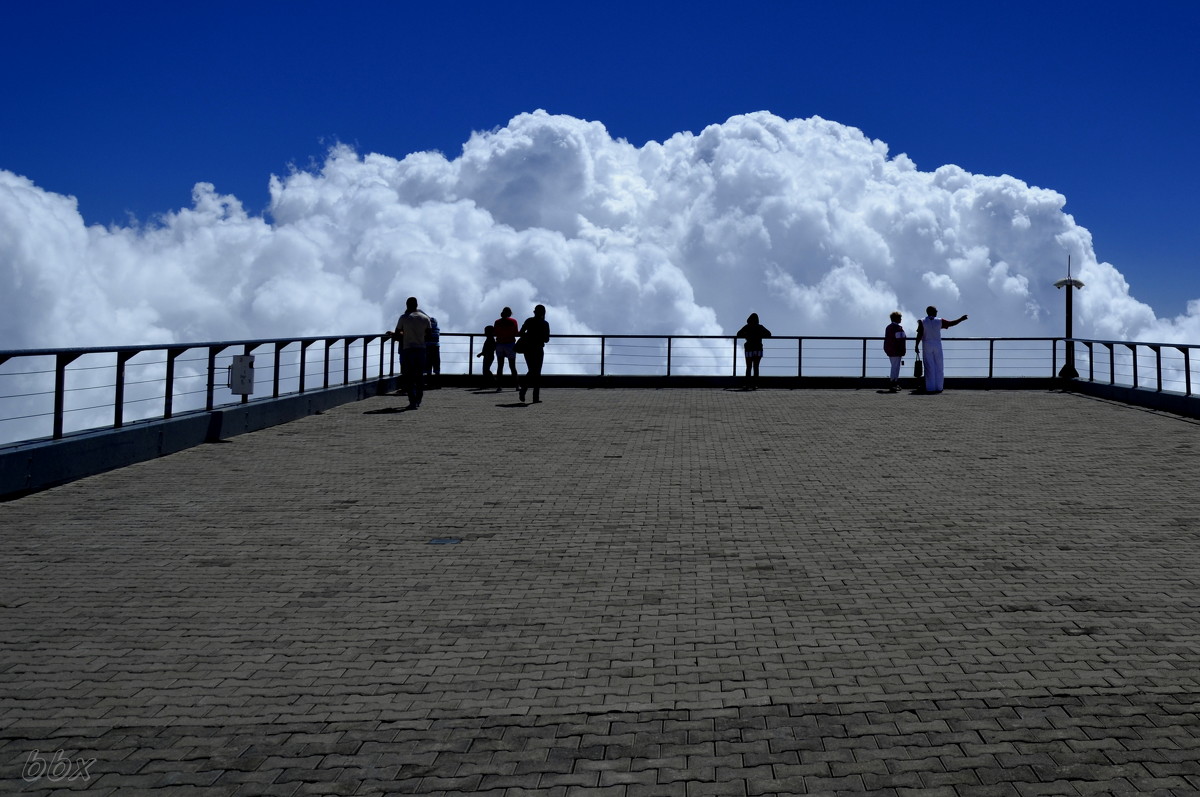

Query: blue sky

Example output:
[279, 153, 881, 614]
[3, 0, 1198, 317]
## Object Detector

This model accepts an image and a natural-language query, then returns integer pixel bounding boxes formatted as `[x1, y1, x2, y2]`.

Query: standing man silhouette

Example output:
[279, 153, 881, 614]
[518, 304, 550, 403]
[391, 297, 432, 409]
[914, 305, 968, 394]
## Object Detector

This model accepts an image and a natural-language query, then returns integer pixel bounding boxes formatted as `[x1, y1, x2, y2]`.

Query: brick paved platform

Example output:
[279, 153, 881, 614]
[2, 387, 1199, 796]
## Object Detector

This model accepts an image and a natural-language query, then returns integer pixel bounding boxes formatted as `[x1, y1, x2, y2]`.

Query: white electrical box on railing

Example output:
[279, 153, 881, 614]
[227, 355, 255, 395]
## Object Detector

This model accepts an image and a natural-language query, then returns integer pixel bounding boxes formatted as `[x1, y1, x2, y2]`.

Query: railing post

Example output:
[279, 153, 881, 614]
[164, 347, 185, 418]
[53, 352, 82, 439]
[1083, 342, 1094, 382]
[797, 338, 803, 378]
[273, 341, 286, 398]
[242, 344, 253, 404]
[206, 346, 219, 410]
[600, 336, 606, 377]
[361, 337, 369, 383]
[1052, 339, 1058, 378]
[1151, 345, 1163, 393]
[1130, 344, 1139, 389]
[732, 337, 738, 377]
[468, 335, 475, 376]
[324, 339, 335, 388]
[377, 335, 384, 379]
[667, 337, 672, 377]
[343, 339, 351, 385]
[1180, 347, 1193, 397]
[113, 350, 137, 428]
[988, 339, 995, 381]
[861, 338, 867, 379]
[299, 341, 313, 393]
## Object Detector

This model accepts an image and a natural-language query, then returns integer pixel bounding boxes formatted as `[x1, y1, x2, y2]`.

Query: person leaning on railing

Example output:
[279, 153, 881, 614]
[384, 296, 432, 410]
[735, 313, 772, 390]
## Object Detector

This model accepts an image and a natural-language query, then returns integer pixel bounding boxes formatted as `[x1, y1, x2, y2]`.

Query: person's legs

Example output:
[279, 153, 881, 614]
[401, 347, 427, 407]
[925, 345, 944, 392]
[524, 349, 544, 402]
[506, 353, 518, 390]
[519, 352, 528, 402]
[889, 356, 901, 390]
[495, 345, 515, 390]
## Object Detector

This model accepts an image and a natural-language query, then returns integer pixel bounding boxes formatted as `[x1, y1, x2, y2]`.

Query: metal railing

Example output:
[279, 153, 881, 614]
[2, 333, 1196, 447]
[0, 335, 397, 446]
[1072, 337, 1198, 397]
[451, 334, 1060, 379]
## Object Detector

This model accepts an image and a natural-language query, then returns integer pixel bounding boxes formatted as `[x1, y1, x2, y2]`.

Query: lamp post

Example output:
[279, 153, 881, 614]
[1055, 256, 1084, 380]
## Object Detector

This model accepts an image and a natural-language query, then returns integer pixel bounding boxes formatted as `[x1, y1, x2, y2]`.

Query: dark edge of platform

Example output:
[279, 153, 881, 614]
[1065, 379, 1200, 421]
[0, 377, 402, 500]
[4, 374, 1195, 500]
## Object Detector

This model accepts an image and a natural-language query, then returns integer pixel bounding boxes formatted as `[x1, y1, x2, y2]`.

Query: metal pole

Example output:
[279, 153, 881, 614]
[114, 351, 136, 428]
[206, 347, 219, 410]
[273, 342, 285, 398]
[1182, 347, 1193, 397]
[1055, 257, 1083, 380]
[300, 341, 313, 393]
[165, 348, 185, 417]
[242, 344, 253, 404]
[53, 352, 82, 439]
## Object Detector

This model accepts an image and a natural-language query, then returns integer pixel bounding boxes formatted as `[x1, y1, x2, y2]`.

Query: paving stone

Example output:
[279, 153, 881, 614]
[1, 388, 1199, 795]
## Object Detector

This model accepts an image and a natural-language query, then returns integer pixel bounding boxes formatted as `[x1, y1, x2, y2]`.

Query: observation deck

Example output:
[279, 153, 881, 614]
[2, 384, 1199, 795]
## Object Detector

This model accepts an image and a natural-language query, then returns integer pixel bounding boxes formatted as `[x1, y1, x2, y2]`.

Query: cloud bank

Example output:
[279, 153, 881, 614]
[3, 110, 1198, 350]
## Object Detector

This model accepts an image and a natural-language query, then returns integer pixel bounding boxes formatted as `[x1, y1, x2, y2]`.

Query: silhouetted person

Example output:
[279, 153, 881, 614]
[914, 305, 968, 393]
[735, 313, 772, 389]
[883, 311, 907, 392]
[493, 307, 519, 392]
[424, 316, 441, 386]
[390, 297, 432, 409]
[476, 325, 496, 382]
[518, 305, 550, 403]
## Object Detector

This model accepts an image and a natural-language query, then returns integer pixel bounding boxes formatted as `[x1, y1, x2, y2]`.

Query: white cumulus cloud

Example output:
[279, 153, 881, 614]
[2, 109, 1198, 353]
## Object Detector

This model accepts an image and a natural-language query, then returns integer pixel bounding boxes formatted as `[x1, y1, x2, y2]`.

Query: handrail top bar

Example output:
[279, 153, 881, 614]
[1067, 337, 1200, 350]
[0, 334, 388, 359]
[2, 334, 1194, 360]
[439, 333, 1064, 342]
[3, 334, 1061, 358]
